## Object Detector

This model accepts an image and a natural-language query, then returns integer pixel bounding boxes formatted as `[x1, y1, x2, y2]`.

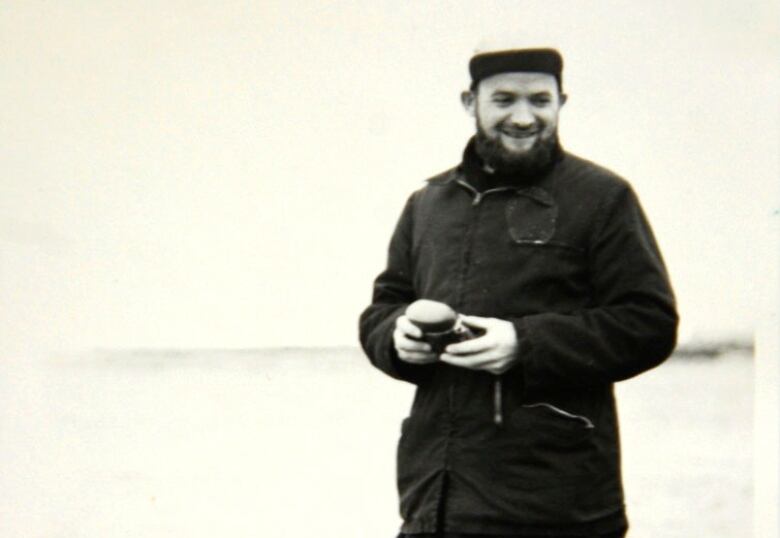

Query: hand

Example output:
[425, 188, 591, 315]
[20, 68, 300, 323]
[393, 315, 439, 364]
[439, 315, 519, 375]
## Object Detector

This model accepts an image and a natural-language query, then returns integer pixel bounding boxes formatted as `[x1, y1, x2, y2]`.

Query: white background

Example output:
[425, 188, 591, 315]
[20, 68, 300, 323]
[1, 0, 778, 352]
[1, 2, 777, 535]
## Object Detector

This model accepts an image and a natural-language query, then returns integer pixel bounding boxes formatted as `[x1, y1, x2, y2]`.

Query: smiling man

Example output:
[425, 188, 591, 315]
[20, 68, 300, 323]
[359, 48, 678, 538]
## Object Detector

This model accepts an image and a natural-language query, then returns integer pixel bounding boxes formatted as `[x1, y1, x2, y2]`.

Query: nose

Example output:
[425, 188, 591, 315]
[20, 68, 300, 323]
[509, 101, 535, 129]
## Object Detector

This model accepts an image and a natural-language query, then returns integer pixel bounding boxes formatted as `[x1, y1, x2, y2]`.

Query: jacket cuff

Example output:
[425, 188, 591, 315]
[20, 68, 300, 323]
[389, 345, 435, 383]
[506, 317, 534, 393]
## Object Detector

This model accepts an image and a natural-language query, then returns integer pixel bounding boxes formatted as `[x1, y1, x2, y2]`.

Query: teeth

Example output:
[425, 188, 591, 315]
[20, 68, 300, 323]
[501, 129, 537, 138]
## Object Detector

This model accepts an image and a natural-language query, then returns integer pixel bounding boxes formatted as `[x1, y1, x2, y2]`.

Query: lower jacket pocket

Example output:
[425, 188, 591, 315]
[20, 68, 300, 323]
[522, 402, 595, 429]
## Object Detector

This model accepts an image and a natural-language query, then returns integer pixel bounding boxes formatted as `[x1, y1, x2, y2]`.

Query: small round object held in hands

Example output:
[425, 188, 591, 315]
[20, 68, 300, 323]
[405, 299, 458, 334]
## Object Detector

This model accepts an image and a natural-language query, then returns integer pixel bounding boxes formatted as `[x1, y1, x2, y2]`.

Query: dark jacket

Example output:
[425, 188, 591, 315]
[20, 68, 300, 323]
[359, 142, 678, 535]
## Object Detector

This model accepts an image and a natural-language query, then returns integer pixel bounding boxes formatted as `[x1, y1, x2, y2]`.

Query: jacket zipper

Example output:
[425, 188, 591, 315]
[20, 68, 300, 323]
[457, 178, 510, 427]
[445, 381, 455, 471]
[493, 378, 503, 426]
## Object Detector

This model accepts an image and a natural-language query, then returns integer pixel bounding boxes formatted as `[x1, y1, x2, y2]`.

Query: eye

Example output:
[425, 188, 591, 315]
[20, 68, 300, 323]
[530, 95, 552, 106]
[491, 94, 515, 106]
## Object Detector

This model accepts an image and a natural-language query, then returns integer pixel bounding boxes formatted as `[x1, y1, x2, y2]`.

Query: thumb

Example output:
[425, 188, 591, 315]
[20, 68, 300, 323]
[460, 315, 492, 329]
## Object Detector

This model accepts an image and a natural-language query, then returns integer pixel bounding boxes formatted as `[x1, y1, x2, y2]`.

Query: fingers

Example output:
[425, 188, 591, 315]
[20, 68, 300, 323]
[393, 313, 517, 369]
[440, 350, 494, 367]
[459, 315, 493, 329]
[444, 334, 493, 355]
[395, 330, 432, 353]
[394, 315, 436, 363]
[394, 316, 429, 351]
[440, 352, 515, 374]
[397, 342, 437, 363]
[396, 315, 424, 339]
[393, 312, 518, 372]
[398, 350, 438, 364]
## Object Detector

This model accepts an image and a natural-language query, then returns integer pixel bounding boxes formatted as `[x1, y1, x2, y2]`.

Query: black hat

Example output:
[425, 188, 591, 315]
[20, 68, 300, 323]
[469, 48, 563, 90]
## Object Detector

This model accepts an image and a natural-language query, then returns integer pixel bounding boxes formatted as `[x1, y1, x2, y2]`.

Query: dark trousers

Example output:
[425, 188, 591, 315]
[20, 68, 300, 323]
[398, 531, 626, 538]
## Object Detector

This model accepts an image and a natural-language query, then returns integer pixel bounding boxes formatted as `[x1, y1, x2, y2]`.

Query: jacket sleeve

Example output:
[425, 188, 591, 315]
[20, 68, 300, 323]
[510, 182, 678, 392]
[358, 192, 436, 384]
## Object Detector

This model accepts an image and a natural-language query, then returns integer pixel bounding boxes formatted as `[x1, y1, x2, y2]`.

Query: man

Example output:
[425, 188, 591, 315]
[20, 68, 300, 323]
[359, 48, 678, 538]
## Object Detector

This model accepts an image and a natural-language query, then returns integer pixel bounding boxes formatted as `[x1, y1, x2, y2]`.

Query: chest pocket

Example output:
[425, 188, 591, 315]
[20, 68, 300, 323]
[505, 187, 558, 244]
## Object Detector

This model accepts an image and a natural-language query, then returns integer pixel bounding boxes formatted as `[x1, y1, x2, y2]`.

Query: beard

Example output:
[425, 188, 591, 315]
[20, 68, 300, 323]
[474, 124, 559, 176]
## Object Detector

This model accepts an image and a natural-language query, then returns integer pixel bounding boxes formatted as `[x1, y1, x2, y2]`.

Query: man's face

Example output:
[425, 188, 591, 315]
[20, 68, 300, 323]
[463, 72, 566, 171]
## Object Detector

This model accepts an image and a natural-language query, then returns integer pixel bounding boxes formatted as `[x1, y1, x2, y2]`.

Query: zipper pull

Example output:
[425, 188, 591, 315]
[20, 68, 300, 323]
[493, 378, 503, 426]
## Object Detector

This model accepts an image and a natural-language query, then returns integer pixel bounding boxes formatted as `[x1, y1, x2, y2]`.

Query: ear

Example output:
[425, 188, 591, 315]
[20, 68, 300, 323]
[559, 93, 568, 107]
[461, 90, 476, 117]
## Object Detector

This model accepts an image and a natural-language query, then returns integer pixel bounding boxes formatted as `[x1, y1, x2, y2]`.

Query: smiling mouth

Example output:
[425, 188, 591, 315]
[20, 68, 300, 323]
[500, 129, 539, 139]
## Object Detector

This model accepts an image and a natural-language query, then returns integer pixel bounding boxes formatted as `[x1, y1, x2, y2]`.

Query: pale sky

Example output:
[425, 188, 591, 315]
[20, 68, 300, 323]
[1, 0, 778, 352]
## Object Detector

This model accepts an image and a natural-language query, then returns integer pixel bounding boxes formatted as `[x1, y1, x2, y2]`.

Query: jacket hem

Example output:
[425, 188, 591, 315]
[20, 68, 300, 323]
[401, 506, 627, 536]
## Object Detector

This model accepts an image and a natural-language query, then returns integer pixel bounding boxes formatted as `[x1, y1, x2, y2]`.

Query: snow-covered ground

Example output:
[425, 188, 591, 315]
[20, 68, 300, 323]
[0, 348, 752, 537]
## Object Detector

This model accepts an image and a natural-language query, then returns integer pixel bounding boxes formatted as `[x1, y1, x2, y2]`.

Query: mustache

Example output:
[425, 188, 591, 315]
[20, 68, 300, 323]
[497, 121, 543, 135]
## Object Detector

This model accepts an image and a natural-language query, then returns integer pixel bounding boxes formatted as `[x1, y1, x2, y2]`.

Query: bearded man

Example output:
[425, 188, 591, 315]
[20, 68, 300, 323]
[359, 48, 678, 538]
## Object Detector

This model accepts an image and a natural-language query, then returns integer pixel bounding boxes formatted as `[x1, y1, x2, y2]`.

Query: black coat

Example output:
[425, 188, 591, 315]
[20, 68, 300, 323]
[359, 144, 678, 535]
